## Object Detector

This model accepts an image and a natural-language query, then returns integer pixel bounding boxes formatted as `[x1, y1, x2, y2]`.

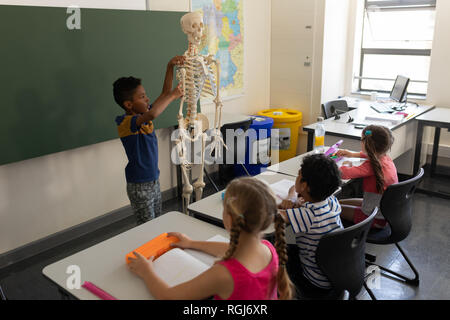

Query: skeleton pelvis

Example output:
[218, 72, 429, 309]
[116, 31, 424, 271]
[180, 113, 209, 133]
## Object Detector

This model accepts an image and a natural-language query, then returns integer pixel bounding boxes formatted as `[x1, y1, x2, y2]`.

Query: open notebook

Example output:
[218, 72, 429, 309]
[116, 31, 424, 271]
[150, 234, 229, 287]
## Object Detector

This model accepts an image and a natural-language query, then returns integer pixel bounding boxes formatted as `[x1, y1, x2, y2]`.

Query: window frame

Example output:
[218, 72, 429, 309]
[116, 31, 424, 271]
[355, 0, 436, 96]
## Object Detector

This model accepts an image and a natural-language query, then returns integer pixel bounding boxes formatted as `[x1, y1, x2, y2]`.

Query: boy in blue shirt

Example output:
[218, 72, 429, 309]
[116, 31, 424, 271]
[279, 154, 343, 298]
[113, 56, 184, 225]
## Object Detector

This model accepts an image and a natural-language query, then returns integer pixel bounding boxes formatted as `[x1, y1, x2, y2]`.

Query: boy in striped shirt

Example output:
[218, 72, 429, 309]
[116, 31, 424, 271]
[279, 154, 342, 298]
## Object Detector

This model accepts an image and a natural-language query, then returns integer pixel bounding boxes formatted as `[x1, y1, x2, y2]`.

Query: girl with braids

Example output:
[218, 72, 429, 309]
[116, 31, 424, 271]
[337, 125, 397, 229]
[128, 177, 293, 300]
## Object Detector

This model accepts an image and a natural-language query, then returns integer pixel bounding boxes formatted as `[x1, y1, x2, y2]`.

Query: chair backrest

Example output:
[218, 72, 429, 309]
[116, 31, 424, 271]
[316, 207, 378, 298]
[379, 168, 424, 243]
[321, 100, 349, 119]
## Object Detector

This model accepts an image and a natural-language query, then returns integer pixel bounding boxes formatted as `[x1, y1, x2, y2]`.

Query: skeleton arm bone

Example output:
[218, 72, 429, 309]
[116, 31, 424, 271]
[206, 57, 227, 159]
[177, 67, 187, 119]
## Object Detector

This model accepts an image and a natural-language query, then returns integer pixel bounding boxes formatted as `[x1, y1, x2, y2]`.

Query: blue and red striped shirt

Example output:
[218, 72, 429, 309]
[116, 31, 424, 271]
[286, 196, 343, 289]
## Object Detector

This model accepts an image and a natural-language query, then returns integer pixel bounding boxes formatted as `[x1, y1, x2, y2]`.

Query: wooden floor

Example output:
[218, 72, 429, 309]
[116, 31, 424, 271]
[0, 165, 449, 300]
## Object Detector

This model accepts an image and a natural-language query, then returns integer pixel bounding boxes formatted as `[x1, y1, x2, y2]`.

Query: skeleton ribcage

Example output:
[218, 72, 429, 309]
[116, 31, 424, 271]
[177, 57, 217, 107]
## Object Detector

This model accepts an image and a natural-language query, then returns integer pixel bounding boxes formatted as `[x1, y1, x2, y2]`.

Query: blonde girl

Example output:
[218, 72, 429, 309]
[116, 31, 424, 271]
[128, 177, 294, 300]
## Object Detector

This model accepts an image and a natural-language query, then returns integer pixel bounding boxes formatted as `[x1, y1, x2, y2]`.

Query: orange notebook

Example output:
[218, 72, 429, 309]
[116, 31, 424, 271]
[126, 233, 180, 264]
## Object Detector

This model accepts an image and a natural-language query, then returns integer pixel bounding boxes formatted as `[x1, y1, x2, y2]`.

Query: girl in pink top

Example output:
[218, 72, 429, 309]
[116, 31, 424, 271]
[128, 177, 293, 300]
[337, 125, 398, 229]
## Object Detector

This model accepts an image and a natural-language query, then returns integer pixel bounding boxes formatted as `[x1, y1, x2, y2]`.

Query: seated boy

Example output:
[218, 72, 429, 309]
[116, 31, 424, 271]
[113, 56, 184, 225]
[278, 154, 343, 298]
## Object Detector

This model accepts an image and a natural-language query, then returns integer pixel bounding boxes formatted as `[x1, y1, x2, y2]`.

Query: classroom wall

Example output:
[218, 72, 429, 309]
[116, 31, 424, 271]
[0, 0, 271, 255]
[425, 0, 450, 156]
[321, 0, 351, 104]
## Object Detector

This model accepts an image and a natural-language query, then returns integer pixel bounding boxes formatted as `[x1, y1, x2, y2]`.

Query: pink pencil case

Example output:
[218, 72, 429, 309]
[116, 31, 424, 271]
[82, 281, 118, 300]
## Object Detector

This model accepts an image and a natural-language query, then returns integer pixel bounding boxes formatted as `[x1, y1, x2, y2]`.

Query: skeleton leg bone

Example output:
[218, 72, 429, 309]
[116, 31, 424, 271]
[180, 162, 193, 214]
[193, 132, 207, 201]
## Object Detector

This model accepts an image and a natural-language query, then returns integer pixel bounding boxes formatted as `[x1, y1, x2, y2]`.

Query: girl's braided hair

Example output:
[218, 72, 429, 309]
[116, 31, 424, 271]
[362, 125, 394, 193]
[222, 177, 293, 300]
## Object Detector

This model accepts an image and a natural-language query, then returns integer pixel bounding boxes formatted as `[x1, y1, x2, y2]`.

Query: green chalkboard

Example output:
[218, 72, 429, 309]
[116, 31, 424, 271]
[0, 5, 188, 166]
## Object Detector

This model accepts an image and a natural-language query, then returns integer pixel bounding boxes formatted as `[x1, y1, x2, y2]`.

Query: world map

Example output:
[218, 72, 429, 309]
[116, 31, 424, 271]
[192, 0, 244, 98]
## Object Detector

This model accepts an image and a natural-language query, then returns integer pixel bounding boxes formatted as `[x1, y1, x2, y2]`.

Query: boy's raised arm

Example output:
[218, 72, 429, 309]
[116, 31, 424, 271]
[136, 84, 184, 127]
[161, 56, 185, 95]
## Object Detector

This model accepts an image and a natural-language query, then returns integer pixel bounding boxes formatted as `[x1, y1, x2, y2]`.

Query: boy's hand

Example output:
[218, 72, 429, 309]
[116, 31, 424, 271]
[128, 251, 154, 279]
[170, 82, 184, 99]
[168, 232, 193, 249]
[298, 197, 306, 206]
[278, 200, 295, 210]
[169, 55, 185, 68]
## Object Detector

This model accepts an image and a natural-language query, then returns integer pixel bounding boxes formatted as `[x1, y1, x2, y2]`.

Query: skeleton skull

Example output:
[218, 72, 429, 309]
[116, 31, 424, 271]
[180, 12, 204, 46]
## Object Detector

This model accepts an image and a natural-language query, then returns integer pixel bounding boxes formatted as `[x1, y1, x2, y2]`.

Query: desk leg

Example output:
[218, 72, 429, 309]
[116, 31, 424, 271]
[307, 132, 314, 152]
[431, 127, 441, 177]
[413, 122, 424, 176]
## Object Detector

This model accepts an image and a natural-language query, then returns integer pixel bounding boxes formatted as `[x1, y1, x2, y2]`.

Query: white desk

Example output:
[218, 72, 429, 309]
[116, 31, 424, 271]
[266, 149, 365, 185]
[42, 212, 229, 300]
[187, 172, 297, 234]
[303, 99, 435, 175]
[267, 150, 315, 177]
[413, 107, 450, 199]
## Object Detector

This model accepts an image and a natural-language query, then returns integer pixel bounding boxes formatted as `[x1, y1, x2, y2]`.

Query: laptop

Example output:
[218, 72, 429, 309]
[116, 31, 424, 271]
[371, 75, 410, 113]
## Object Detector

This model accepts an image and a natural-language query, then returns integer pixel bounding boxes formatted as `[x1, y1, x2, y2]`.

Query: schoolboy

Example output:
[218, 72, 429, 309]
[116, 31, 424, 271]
[113, 56, 184, 225]
[279, 154, 343, 297]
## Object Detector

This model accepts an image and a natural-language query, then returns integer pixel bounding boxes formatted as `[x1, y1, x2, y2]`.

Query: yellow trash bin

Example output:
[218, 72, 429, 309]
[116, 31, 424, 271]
[257, 108, 302, 163]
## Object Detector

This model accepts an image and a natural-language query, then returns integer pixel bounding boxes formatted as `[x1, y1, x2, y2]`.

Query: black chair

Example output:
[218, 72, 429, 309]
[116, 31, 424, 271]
[218, 118, 253, 184]
[322, 100, 349, 119]
[297, 207, 378, 300]
[365, 168, 424, 289]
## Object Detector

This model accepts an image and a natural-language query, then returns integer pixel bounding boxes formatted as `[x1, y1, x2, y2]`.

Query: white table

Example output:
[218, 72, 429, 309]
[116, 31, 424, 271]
[413, 107, 450, 199]
[303, 99, 435, 175]
[266, 149, 365, 185]
[42, 211, 229, 300]
[266, 150, 316, 177]
[187, 172, 297, 234]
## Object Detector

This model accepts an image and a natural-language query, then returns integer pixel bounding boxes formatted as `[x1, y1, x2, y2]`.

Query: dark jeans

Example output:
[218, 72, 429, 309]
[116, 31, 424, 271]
[286, 244, 334, 299]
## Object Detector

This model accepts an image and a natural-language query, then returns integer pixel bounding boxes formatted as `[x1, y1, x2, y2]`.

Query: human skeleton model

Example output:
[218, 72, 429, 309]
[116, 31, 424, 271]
[175, 12, 226, 213]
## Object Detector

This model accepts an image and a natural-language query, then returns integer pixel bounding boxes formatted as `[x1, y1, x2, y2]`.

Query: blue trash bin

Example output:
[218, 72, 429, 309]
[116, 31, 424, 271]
[234, 116, 274, 177]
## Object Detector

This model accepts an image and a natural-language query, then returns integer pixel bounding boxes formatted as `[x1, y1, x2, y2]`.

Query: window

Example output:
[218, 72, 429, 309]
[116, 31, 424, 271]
[353, 0, 436, 96]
